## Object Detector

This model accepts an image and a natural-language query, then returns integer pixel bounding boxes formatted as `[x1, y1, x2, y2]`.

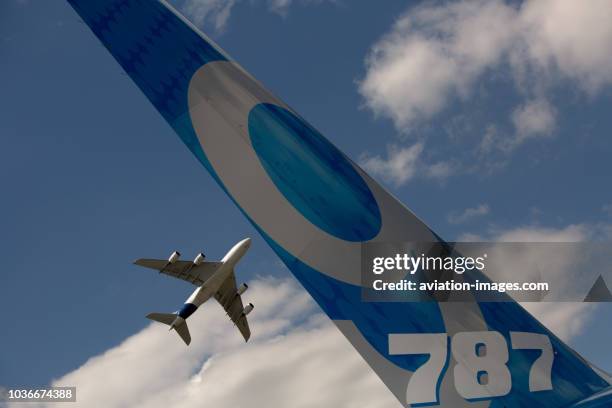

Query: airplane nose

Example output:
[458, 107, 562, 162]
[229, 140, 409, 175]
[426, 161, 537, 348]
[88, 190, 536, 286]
[244, 237, 252, 247]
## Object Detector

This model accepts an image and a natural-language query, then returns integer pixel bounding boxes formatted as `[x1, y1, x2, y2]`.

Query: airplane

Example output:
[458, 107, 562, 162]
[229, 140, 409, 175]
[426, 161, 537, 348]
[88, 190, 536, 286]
[65, 1, 612, 406]
[134, 238, 254, 345]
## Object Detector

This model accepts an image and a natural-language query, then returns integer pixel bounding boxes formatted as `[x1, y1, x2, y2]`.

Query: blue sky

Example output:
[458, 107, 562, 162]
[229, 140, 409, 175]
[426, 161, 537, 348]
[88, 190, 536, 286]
[1, 0, 612, 400]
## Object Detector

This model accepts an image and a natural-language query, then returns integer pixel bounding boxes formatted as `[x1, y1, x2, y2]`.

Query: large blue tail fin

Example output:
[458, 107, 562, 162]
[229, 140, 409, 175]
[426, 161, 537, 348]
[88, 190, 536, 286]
[66, 1, 610, 406]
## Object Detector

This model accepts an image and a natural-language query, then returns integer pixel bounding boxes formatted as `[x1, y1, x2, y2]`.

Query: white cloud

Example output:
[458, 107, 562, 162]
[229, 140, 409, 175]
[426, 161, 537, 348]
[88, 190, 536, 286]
[267, 0, 329, 16]
[424, 160, 454, 180]
[493, 223, 588, 242]
[266, 0, 334, 17]
[511, 98, 556, 142]
[521, 0, 612, 94]
[37, 278, 398, 408]
[360, 142, 455, 187]
[361, 142, 424, 187]
[183, 0, 237, 32]
[359, 0, 612, 140]
[359, 0, 517, 131]
[182, 0, 333, 31]
[521, 302, 598, 342]
[447, 203, 490, 224]
[456, 232, 483, 242]
[478, 124, 503, 156]
[267, 0, 293, 15]
[477, 98, 557, 154]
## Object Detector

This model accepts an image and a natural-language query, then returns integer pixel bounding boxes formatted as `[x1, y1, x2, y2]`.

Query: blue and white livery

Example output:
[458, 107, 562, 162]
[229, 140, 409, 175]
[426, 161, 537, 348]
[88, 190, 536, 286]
[65, 1, 611, 406]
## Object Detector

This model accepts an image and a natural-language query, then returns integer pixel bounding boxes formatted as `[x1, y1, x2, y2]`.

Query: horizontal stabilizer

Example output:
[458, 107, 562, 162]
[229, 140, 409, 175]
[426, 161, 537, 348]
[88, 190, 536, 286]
[146, 312, 191, 345]
[146, 312, 175, 326]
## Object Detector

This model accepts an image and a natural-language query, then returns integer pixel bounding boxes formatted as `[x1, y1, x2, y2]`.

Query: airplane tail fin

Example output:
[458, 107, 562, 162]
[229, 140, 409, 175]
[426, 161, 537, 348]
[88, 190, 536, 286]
[146, 313, 191, 345]
[172, 321, 191, 346]
[66, 0, 610, 405]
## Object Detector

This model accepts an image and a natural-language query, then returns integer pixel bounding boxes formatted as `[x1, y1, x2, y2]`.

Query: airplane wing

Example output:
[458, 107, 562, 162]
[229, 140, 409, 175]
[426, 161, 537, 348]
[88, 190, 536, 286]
[214, 270, 251, 342]
[66, 1, 610, 406]
[134, 259, 223, 286]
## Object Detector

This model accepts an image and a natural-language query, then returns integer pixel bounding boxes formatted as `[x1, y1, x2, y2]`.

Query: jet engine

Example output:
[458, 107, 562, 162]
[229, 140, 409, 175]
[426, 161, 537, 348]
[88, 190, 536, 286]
[237, 283, 248, 296]
[242, 303, 254, 316]
[168, 251, 181, 264]
[193, 252, 206, 265]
